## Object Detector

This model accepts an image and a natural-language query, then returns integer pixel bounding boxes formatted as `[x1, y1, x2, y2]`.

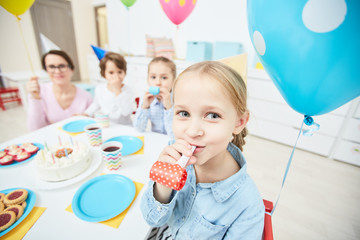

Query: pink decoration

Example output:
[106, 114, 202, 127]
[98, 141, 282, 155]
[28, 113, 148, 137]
[159, 0, 197, 26]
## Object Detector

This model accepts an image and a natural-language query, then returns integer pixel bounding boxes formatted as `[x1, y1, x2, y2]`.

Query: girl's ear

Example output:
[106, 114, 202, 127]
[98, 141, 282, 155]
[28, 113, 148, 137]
[233, 111, 249, 135]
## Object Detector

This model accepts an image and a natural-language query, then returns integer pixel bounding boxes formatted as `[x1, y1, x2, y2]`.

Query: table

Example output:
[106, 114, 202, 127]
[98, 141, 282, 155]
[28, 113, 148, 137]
[0, 116, 169, 239]
[0, 71, 49, 110]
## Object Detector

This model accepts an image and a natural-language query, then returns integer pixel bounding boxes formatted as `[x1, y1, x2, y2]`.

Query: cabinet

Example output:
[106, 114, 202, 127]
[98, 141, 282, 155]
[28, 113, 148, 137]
[247, 69, 360, 166]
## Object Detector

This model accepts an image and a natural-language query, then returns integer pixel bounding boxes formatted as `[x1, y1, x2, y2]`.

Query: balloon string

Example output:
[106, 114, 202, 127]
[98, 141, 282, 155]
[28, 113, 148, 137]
[17, 17, 35, 75]
[269, 115, 320, 216]
[127, 8, 130, 56]
[175, 25, 179, 59]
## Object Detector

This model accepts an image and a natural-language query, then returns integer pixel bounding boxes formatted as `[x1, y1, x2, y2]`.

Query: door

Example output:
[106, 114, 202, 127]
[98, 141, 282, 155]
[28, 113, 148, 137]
[30, 0, 81, 81]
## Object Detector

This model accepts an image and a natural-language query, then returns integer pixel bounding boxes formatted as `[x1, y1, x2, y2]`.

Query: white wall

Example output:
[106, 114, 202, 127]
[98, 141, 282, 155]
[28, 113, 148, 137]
[0, 9, 41, 73]
[0, 0, 97, 82]
[105, 0, 256, 62]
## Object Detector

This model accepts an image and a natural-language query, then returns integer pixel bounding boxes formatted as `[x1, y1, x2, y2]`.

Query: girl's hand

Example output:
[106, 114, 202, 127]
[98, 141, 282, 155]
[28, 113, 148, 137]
[141, 91, 155, 109]
[157, 87, 172, 110]
[26, 76, 41, 99]
[158, 139, 196, 167]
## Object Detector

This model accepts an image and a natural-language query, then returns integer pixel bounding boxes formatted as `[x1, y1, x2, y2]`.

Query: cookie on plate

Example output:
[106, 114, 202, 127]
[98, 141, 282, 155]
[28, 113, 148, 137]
[0, 211, 16, 232]
[3, 189, 28, 206]
[4, 205, 24, 220]
[0, 202, 4, 212]
[0, 193, 5, 202]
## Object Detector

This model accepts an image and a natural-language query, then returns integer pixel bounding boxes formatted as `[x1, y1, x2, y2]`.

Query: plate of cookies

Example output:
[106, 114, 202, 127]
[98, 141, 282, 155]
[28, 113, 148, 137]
[0, 188, 36, 236]
[0, 143, 43, 168]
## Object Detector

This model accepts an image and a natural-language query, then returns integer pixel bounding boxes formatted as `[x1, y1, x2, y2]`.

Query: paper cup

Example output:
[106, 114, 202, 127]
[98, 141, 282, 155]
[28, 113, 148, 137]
[101, 141, 122, 170]
[149, 161, 187, 191]
[84, 124, 102, 147]
[95, 112, 110, 128]
[149, 86, 160, 95]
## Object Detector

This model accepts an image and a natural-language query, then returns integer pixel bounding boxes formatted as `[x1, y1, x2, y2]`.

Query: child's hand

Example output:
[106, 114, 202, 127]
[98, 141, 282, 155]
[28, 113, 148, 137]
[158, 139, 196, 167]
[26, 76, 41, 99]
[158, 87, 172, 110]
[141, 91, 155, 109]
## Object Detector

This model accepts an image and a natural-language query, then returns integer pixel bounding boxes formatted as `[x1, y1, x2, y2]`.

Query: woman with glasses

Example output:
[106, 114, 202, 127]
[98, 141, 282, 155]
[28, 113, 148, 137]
[26, 50, 93, 130]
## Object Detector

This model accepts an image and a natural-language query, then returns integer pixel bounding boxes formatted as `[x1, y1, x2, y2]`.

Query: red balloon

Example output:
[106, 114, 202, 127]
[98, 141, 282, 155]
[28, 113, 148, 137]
[159, 0, 197, 26]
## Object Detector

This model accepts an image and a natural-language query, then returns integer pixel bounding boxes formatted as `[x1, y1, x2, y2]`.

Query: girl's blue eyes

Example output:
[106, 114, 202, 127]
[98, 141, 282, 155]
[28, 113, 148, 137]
[206, 113, 220, 119]
[177, 111, 220, 119]
[178, 111, 190, 117]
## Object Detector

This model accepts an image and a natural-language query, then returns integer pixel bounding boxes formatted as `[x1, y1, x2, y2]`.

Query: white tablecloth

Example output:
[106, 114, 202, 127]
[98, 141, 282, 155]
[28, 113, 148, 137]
[0, 116, 169, 239]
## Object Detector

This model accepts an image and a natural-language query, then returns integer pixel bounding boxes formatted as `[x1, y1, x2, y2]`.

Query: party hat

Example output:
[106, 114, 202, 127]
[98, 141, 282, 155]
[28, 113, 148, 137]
[218, 53, 248, 85]
[91, 45, 107, 61]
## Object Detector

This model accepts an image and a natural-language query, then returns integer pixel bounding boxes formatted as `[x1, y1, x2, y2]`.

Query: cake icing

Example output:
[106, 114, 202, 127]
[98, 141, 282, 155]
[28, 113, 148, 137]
[36, 141, 91, 182]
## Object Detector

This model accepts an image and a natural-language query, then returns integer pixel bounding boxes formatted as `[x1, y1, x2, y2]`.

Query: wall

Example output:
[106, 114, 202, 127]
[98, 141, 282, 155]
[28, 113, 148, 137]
[105, 0, 256, 62]
[0, 0, 97, 82]
[0, 9, 41, 73]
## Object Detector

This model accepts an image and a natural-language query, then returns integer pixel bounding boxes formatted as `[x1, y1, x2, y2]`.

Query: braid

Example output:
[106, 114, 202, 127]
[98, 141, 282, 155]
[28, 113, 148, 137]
[232, 127, 248, 152]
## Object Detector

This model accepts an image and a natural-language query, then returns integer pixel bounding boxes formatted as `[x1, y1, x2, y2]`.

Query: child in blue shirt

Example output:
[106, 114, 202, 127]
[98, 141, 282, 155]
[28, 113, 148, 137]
[133, 57, 176, 141]
[141, 61, 264, 239]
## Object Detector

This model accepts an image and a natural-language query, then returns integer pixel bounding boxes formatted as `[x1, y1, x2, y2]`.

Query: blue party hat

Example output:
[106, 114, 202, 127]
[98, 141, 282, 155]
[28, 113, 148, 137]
[91, 45, 107, 60]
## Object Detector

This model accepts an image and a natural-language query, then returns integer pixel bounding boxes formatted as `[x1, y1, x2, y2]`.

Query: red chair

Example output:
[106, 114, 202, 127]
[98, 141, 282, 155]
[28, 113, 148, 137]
[263, 199, 274, 240]
[0, 87, 22, 111]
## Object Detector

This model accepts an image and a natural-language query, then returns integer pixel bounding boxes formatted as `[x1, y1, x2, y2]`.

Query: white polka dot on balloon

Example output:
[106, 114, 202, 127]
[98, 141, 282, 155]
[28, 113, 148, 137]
[253, 31, 266, 56]
[302, 0, 347, 33]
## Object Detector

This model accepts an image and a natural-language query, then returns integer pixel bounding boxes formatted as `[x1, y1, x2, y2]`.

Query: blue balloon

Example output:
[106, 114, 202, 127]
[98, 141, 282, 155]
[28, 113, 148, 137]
[91, 45, 107, 61]
[247, 0, 360, 116]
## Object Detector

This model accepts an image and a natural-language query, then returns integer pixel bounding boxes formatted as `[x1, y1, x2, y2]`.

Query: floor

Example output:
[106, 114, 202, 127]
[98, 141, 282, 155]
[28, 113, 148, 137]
[1, 103, 359, 240]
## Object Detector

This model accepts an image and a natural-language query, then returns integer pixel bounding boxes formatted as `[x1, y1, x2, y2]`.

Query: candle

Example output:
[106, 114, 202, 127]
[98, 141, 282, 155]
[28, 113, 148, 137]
[58, 136, 62, 146]
[44, 142, 49, 151]
[69, 136, 74, 146]
[64, 148, 69, 159]
[51, 152, 55, 164]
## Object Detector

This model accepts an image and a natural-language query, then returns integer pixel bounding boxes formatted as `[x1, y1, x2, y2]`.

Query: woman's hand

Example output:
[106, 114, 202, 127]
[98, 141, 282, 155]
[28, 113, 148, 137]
[158, 87, 172, 110]
[141, 91, 155, 109]
[26, 76, 41, 99]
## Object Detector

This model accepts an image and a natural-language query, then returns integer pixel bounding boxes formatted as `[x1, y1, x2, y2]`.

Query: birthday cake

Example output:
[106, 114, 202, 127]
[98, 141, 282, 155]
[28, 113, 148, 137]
[35, 141, 92, 182]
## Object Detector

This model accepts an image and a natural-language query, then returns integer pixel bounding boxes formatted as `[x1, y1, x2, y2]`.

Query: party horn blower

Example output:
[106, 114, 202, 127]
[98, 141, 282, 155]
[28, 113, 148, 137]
[150, 146, 196, 191]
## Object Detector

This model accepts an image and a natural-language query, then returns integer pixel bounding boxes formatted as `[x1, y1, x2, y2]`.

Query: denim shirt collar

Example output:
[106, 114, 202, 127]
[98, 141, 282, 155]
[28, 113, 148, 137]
[187, 142, 248, 203]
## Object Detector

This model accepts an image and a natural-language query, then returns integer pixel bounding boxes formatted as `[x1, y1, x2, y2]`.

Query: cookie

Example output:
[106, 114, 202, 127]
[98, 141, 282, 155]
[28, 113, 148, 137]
[4, 205, 24, 220]
[0, 202, 4, 212]
[3, 189, 28, 206]
[21, 201, 27, 209]
[0, 211, 16, 232]
[0, 193, 5, 202]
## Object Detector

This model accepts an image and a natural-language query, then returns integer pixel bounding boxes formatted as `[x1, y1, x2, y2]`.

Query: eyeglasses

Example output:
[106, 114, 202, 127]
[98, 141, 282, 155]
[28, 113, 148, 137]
[46, 64, 70, 73]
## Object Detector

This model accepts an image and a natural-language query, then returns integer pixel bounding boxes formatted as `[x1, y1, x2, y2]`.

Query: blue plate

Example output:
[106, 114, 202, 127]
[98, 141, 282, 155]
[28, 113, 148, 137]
[104, 136, 143, 156]
[72, 174, 135, 222]
[0, 188, 36, 237]
[0, 143, 44, 168]
[62, 119, 96, 133]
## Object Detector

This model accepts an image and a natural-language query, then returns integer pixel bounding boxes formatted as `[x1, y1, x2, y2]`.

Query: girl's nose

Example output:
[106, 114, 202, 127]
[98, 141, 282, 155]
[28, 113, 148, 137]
[185, 120, 204, 138]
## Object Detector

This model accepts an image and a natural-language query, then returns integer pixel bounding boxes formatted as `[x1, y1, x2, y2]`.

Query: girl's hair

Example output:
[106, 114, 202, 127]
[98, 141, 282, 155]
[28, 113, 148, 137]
[99, 52, 127, 77]
[173, 61, 248, 151]
[148, 56, 176, 78]
[42, 50, 75, 71]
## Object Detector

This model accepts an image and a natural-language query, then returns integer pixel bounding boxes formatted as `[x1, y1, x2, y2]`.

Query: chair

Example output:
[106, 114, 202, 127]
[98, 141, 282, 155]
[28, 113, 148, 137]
[0, 87, 22, 110]
[263, 199, 274, 240]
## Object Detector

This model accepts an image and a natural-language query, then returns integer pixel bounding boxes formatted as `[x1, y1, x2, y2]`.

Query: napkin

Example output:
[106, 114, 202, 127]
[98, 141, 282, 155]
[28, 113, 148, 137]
[58, 127, 83, 136]
[66, 181, 144, 228]
[2, 207, 46, 240]
[132, 136, 144, 155]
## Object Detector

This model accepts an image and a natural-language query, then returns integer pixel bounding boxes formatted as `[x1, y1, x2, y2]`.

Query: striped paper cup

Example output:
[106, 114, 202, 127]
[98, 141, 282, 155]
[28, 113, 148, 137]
[84, 124, 102, 147]
[101, 141, 122, 170]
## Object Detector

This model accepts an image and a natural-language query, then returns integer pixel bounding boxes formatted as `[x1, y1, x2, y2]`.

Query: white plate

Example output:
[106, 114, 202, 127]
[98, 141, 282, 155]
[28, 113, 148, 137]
[31, 149, 102, 190]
